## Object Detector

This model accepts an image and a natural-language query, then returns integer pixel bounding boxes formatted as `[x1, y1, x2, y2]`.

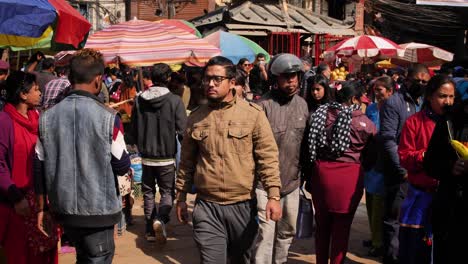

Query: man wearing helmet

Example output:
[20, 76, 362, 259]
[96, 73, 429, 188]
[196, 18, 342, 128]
[253, 53, 309, 264]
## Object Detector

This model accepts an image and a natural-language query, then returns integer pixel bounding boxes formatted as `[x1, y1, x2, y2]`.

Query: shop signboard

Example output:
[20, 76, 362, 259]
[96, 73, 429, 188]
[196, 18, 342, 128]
[416, 0, 468, 7]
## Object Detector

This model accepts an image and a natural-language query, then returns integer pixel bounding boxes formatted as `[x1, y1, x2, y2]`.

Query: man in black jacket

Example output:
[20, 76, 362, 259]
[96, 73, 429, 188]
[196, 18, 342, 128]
[130, 63, 187, 243]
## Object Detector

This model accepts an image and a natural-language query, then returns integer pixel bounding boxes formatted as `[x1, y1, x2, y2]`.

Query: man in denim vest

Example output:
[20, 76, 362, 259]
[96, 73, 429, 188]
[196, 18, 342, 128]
[35, 49, 131, 264]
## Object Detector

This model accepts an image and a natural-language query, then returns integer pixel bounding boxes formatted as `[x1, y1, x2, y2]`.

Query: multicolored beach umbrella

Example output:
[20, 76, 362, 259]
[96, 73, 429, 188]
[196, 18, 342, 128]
[203, 30, 270, 64]
[0, 0, 91, 50]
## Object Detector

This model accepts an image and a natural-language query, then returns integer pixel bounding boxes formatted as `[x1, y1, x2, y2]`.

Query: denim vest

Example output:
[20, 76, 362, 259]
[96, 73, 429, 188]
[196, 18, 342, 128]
[40, 91, 121, 227]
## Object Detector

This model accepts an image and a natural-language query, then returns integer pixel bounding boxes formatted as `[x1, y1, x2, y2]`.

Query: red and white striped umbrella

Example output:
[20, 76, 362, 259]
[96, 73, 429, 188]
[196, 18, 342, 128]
[324, 35, 404, 59]
[395, 42, 454, 66]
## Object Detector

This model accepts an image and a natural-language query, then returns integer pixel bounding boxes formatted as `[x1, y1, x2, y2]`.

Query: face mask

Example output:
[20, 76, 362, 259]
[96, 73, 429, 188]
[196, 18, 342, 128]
[442, 104, 454, 115]
[408, 80, 426, 98]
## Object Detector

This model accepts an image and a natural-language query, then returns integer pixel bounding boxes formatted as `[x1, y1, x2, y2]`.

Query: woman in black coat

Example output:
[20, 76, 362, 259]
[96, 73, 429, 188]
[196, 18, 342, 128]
[423, 96, 468, 264]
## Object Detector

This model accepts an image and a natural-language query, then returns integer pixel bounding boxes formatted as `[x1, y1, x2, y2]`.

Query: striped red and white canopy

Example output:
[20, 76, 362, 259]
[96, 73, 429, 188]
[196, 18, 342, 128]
[83, 19, 220, 66]
[324, 35, 404, 59]
[395, 42, 454, 66]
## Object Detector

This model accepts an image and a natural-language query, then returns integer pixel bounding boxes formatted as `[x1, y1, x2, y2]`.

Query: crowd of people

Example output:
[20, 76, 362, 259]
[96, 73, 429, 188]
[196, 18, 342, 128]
[0, 48, 467, 264]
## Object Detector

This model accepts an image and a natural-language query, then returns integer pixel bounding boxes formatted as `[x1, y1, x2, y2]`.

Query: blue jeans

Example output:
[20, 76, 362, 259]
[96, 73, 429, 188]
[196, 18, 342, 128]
[65, 226, 115, 264]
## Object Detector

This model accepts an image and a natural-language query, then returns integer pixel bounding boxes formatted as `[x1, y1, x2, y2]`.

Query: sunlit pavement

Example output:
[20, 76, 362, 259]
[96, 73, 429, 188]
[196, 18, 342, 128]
[60, 194, 381, 264]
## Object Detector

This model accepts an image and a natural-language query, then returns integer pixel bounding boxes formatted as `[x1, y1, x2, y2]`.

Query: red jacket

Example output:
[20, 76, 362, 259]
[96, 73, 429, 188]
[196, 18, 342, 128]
[398, 111, 438, 190]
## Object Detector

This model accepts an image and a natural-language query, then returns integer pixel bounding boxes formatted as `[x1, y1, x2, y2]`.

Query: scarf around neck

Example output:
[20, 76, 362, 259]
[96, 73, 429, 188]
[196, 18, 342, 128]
[308, 101, 360, 162]
[3, 103, 39, 189]
[3, 103, 39, 135]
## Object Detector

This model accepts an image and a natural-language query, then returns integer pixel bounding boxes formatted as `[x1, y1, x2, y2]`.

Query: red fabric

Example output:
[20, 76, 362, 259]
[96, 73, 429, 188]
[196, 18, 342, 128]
[0, 204, 58, 264]
[23, 190, 61, 255]
[311, 160, 363, 213]
[47, 0, 91, 48]
[315, 210, 355, 264]
[3, 104, 38, 189]
[398, 111, 438, 190]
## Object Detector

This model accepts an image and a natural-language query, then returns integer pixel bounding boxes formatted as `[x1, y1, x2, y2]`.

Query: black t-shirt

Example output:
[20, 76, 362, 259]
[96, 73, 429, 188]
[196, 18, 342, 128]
[249, 65, 268, 96]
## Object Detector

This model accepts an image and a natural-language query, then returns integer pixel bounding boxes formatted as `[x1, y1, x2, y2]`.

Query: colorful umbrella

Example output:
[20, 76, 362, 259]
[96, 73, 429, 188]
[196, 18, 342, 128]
[156, 19, 202, 38]
[203, 30, 270, 64]
[324, 35, 404, 60]
[394, 42, 454, 67]
[0, 0, 91, 50]
[82, 19, 220, 66]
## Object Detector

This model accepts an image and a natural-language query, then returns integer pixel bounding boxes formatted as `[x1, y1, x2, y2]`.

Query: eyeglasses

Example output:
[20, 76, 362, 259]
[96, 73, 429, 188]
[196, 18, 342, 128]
[202, 75, 230, 85]
[243, 63, 251, 67]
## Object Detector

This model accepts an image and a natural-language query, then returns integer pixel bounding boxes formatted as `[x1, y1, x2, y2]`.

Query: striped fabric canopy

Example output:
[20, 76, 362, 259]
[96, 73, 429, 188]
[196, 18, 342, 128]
[324, 35, 404, 59]
[84, 19, 220, 66]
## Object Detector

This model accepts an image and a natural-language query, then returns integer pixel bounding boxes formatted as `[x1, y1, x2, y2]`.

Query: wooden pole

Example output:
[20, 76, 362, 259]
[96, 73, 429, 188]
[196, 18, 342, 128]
[17, 51, 20, 70]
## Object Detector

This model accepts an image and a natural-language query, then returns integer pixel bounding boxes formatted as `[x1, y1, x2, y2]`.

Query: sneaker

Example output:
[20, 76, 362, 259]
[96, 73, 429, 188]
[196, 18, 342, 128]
[153, 220, 167, 244]
[145, 231, 156, 242]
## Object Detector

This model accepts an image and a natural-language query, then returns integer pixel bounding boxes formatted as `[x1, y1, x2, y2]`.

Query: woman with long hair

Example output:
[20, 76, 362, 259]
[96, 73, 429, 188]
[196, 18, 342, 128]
[363, 76, 394, 256]
[0, 71, 59, 264]
[306, 75, 333, 113]
[112, 66, 137, 123]
[306, 81, 376, 264]
[398, 74, 456, 264]
[236, 58, 252, 99]
[423, 75, 468, 264]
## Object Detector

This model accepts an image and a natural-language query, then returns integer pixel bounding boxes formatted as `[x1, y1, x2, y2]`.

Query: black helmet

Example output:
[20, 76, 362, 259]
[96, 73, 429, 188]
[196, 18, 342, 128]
[268, 53, 303, 76]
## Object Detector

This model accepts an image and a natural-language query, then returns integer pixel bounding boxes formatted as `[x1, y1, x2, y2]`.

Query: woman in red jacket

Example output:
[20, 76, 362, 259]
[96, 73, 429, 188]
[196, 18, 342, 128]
[0, 71, 59, 264]
[306, 81, 376, 264]
[398, 75, 455, 264]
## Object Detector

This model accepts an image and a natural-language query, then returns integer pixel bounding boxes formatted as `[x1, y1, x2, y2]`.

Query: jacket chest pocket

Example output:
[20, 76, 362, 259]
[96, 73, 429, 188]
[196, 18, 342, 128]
[228, 127, 252, 154]
[292, 118, 307, 142]
[191, 127, 211, 153]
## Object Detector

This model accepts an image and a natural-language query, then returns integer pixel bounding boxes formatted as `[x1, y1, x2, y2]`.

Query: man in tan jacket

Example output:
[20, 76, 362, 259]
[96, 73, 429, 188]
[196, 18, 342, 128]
[176, 56, 282, 264]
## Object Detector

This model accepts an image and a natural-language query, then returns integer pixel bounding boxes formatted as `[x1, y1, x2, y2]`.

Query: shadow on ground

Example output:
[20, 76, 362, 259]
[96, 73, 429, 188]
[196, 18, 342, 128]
[125, 198, 199, 264]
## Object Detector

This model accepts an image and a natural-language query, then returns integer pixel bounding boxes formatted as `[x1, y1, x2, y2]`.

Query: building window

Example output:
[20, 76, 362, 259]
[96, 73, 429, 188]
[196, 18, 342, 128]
[79, 3, 89, 20]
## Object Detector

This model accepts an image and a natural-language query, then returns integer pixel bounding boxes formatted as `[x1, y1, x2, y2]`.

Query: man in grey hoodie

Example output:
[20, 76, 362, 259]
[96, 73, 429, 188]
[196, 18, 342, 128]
[129, 63, 187, 243]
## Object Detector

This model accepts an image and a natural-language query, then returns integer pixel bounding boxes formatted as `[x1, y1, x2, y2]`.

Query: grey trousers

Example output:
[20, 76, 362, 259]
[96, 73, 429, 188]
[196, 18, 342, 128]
[192, 199, 258, 264]
[254, 188, 299, 264]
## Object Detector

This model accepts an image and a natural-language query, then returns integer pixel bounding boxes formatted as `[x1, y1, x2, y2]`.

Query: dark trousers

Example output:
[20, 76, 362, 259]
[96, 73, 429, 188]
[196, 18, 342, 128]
[383, 182, 408, 264]
[314, 210, 356, 264]
[398, 227, 431, 264]
[366, 192, 384, 248]
[65, 226, 115, 264]
[192, 199, 258, 264]
[142, 164, 175, 230]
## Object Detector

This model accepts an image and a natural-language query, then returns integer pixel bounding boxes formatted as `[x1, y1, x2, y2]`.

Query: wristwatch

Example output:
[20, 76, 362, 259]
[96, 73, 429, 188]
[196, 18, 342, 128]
[268, 196, 281, 201]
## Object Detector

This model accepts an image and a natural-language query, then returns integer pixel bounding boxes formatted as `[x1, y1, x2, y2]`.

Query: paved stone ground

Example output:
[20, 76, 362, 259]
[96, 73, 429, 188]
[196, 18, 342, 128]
[60, 194, 382, 264]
